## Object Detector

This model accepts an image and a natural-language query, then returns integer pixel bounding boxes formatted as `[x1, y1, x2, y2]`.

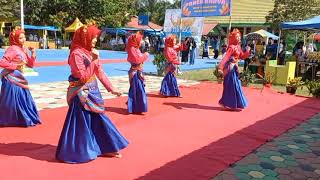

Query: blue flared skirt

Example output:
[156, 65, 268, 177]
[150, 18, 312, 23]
[218, 65, 248, 110]
[56, 82, 129, 163]
[0, 76, 41, 127]
[128, 72, 148, 113]
[160, 72, 180, 97]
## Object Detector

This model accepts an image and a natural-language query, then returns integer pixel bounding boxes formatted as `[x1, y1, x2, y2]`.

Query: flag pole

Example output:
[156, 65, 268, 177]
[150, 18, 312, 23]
[227, 2, 232, 44]
[21, 0, 24, 29]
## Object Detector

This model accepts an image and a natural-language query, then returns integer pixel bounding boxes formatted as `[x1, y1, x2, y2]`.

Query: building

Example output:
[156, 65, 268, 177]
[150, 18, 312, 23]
[205, 0, 275, 35]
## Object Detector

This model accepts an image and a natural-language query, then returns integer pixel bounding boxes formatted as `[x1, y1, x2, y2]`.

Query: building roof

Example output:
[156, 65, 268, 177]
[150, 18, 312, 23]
[202, 23, 218, 35]
[205, 0, 274, 26]
[126, 16, 163, 30]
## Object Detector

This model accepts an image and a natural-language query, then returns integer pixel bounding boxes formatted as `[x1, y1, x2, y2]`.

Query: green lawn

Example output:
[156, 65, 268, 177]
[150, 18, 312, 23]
[177, 69, 312, 97]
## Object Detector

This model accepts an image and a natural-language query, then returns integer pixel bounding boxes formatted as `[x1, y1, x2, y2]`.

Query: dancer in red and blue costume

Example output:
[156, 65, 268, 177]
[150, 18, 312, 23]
[218, 29, 251, 111]
[0, 27, 41, 127]
[160, 35, 183, 97]
[56, 23, 128, 163]
[126, 32, 149, 114]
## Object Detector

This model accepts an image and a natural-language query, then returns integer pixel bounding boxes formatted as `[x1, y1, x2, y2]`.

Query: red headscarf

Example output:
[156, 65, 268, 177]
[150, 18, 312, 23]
[228, 29, 241, 46]
[9, 27, 25, 47]
[165, 35, 176, 48]
[70, 24, 101, 52]
[126, 32, 143, 50]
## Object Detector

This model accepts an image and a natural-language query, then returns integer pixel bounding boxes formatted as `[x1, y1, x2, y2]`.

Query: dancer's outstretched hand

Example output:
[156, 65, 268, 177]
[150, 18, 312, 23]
[111, 90, 122, 97]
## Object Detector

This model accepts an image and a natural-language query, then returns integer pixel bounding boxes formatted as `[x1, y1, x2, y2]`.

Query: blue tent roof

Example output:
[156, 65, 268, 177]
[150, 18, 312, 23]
[102, 28, 128, 35]
[24, 25, 60, 31]
[280, 16, 320, 30]
[144, 29, 166, 37]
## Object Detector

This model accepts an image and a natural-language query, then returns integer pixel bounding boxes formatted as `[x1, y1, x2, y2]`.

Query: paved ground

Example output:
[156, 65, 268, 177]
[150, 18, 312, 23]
[30, 75, 199, 110]
[213, 113, 320, 180]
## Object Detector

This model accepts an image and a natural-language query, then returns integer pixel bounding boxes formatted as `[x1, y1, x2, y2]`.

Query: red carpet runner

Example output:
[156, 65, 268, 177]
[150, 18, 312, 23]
[0, 82, 319, 180]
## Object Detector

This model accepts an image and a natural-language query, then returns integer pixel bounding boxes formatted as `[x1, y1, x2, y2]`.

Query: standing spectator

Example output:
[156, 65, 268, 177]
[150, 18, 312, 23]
[189, 37, 197, 65]
[144, 36, 150, 52]
[211, 36, 220, 59]
[278, 39, 286, 65]
[28, 34, 34, 41]
[181, 37, 190, 64]
[202, 36, 209, 58]
[155, 36, 160, 53]
[159, 37, 165, 52]
[265, 38, 277, 60]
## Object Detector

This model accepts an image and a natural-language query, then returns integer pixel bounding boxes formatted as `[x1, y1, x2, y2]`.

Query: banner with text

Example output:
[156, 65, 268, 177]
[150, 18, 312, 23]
[181, 0, 231, 17]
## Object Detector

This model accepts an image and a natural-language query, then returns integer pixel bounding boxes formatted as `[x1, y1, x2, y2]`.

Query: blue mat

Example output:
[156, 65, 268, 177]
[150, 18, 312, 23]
[0, 49, 135, 62]
[15, 58, 217, 84]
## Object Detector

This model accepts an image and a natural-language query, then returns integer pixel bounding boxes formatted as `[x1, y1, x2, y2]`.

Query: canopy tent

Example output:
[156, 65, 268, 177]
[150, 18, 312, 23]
[102, 28, 128, 35]
[144, 29, 165, 37]
[64, 18, 84, 46]
[24, 25, 59, 31]
[23, 24, 60, 49]
[277, 16, 320, 60]
[102, 27, 165, 37]
[245, 29, 279, 41]
[65, 18, 83, 32]
[280, 16, 320, 31]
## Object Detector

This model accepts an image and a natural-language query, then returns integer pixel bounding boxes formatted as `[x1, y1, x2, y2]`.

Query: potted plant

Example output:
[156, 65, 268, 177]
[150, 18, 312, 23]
[152, 53, 167, 76]
[305, 80, 320, 98]
[2, 36, 9, 49]
[213, 66, 223, 83]
[256, 72, 275, 88]
[286, 77, 303, 94]
[239, 69, 255, 87]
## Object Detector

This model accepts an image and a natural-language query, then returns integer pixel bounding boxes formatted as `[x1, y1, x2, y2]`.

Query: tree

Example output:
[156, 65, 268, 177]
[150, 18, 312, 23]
[0, 0, 19, 22]
[74, 0, 134, 27]
[22, 0, 134, 29]
[135, 0, 181, 26]
[266, 0, 320, 30]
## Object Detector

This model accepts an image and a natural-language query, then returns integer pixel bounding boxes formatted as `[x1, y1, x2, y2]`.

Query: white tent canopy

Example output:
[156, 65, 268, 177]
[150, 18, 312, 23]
[245, 29, 279, 41]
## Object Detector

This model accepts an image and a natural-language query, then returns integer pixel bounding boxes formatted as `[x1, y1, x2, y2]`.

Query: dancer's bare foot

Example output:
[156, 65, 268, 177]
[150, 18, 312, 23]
[133, 112, 144, 115]
[101, 152, 122, 158]
[219, 103, 235, 111]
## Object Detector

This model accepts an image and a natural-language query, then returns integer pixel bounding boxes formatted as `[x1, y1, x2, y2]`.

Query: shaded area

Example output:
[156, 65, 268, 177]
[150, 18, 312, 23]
[163, 102, 224, 111]
[0, 143, 57, 163]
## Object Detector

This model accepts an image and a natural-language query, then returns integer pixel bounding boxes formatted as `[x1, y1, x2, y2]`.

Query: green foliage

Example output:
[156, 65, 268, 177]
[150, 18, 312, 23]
[152, 53, 166, 76]
[0, 0, 19, 21]
[240, 70, 256, 87]
[2, 0, 179, 30]
[287, 77, 304, 87]
[213, 67, 223, 82]
[2, 36, 8, 46]
[257, 72, 275, 85]
[21, 0, 134, 29]
[266, 0, 320, 30]
[305, 80, 320, 98]
[135, 0, 181, 26]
